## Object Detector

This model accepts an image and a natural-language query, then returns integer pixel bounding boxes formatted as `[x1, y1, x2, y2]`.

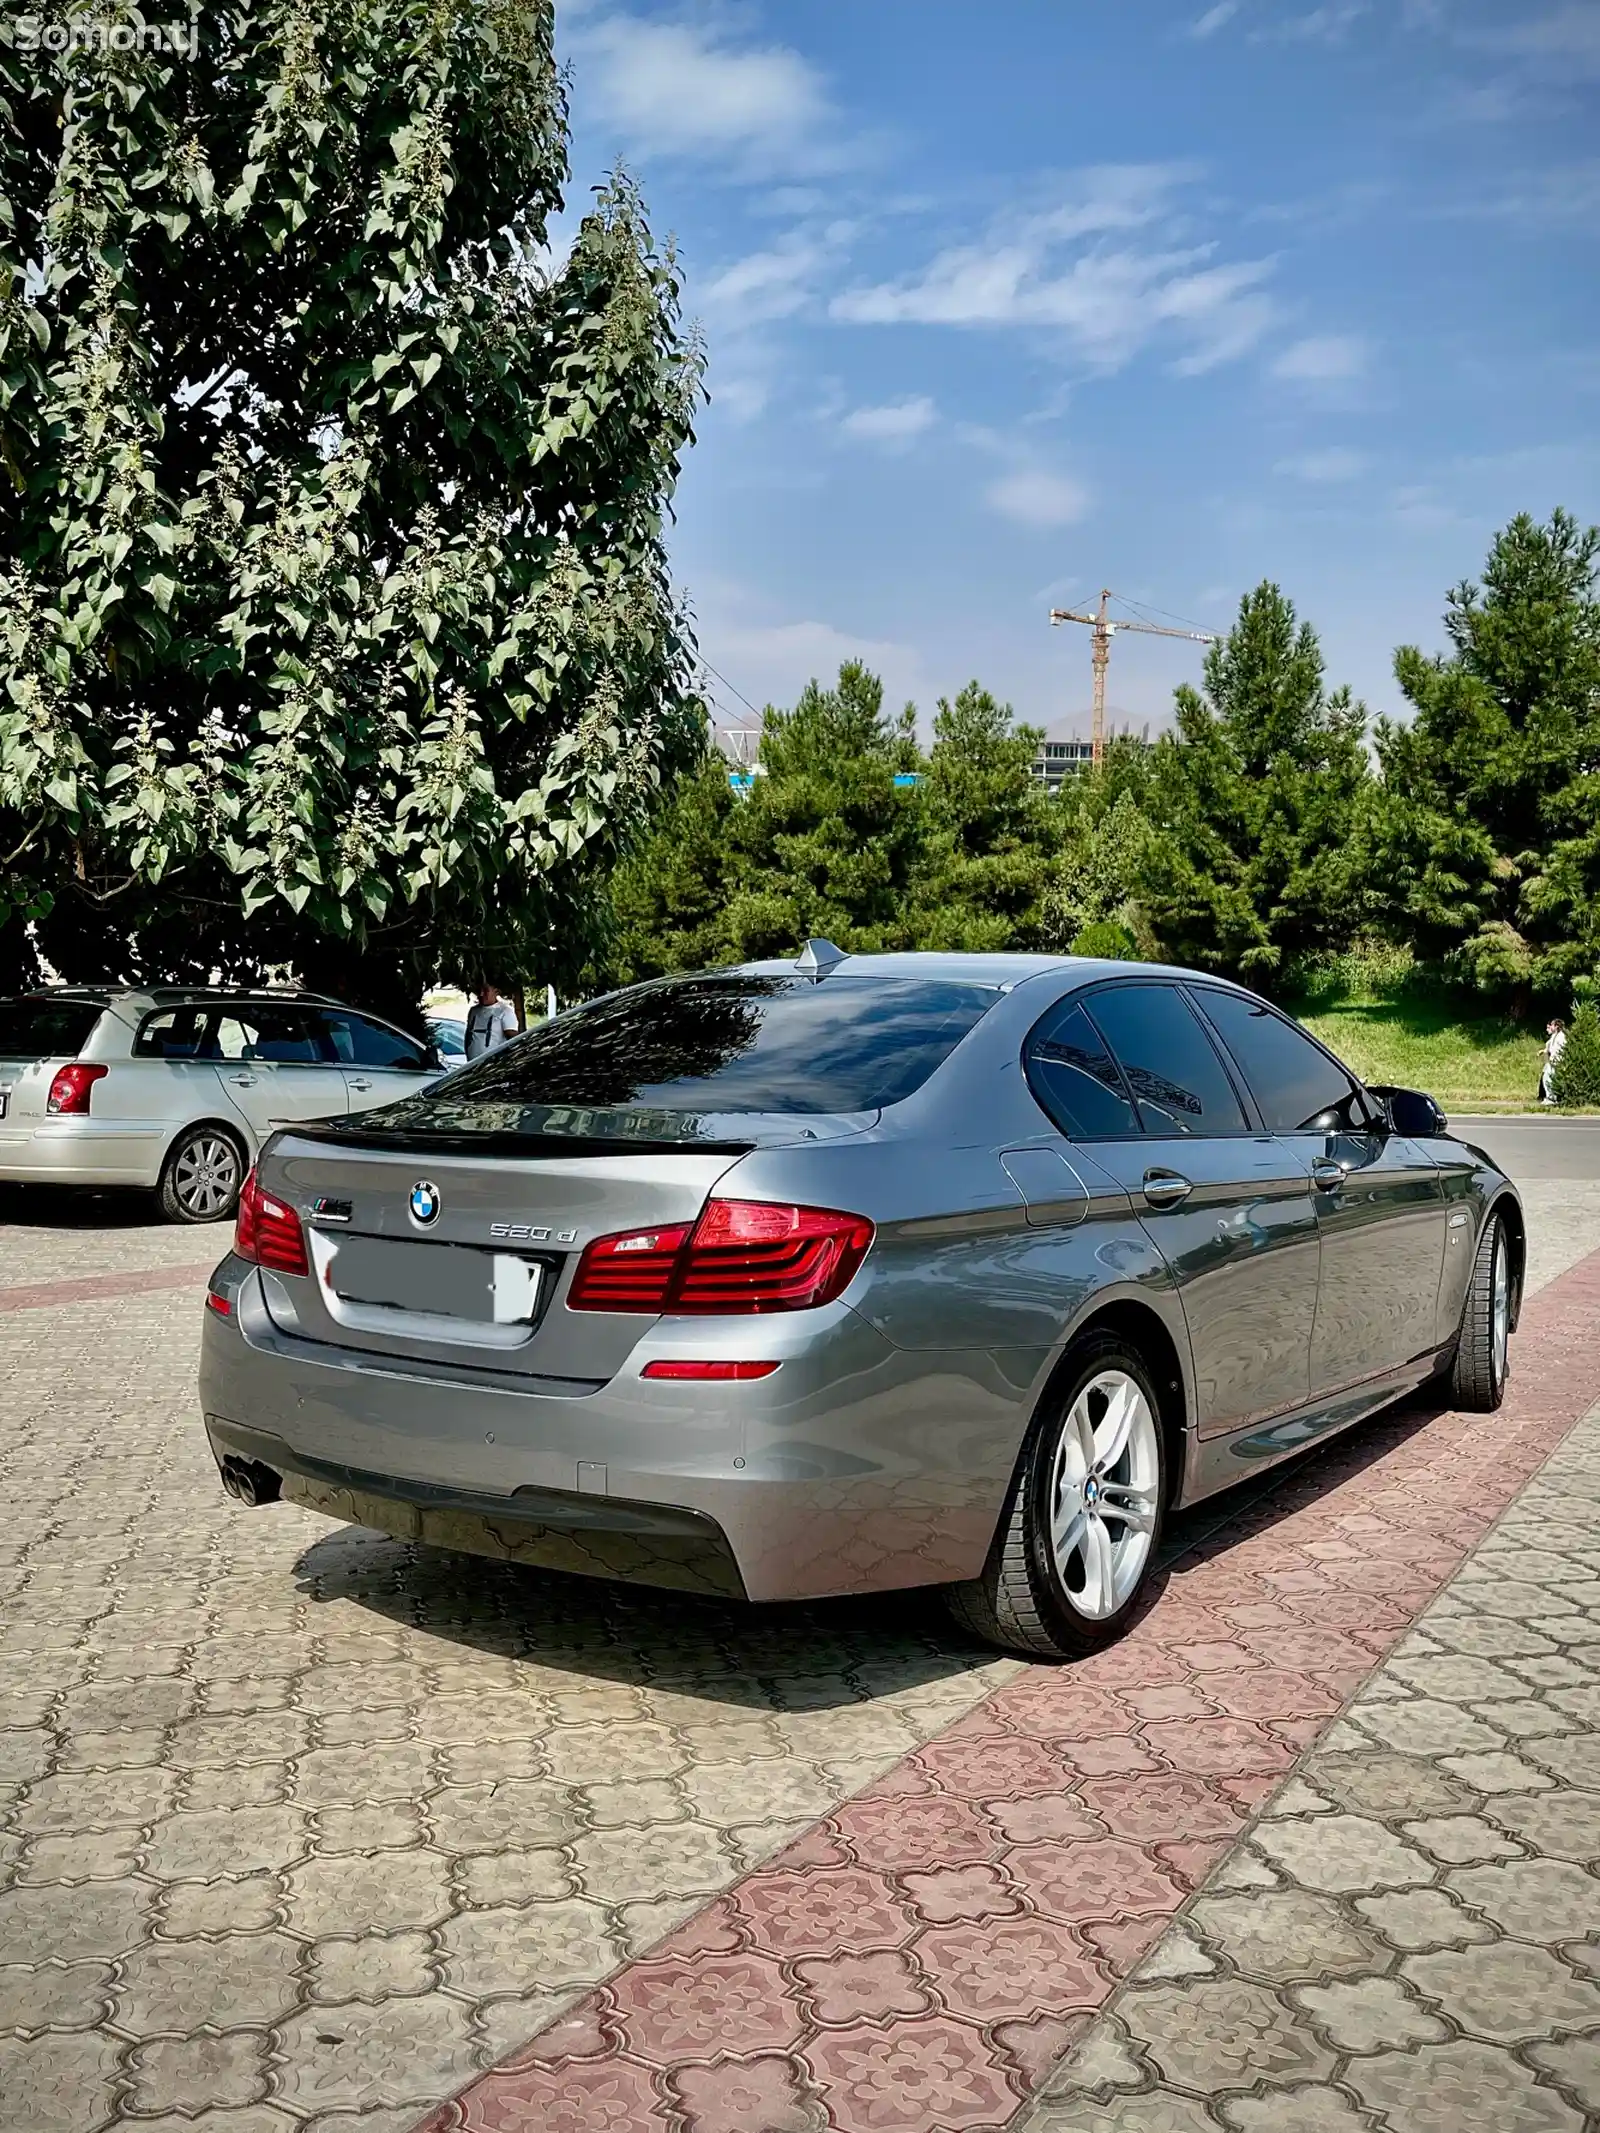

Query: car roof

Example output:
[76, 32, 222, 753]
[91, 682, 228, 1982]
[2, 984, 348, 1012]
[731, 949, 1251, 994]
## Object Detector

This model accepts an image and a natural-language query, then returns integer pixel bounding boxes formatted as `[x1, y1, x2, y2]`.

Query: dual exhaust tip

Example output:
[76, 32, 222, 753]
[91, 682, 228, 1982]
[219, 1455, 282, 1508]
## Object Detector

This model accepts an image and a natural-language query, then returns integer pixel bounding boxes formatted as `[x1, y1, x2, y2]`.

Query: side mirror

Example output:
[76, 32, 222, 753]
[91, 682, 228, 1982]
[1371, 1084, 1448, 1137]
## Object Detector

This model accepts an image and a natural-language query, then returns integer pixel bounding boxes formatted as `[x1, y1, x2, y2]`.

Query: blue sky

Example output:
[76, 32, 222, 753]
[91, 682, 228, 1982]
[561, 0, 1600, 738]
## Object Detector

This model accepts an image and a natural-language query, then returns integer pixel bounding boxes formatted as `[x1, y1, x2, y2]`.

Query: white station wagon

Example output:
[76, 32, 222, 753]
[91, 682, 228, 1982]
[0, 986, 443, 1222]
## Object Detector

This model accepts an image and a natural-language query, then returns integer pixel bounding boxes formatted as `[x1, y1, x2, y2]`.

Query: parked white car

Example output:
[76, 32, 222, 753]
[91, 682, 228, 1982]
[0, 987, 444, 1222]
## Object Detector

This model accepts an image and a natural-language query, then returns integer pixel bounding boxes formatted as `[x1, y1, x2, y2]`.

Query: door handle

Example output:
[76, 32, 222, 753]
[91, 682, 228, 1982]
[1311, 1158, 1346, 1192]
[1142, 1169, 1192, 1208]
[347, 1078, 373, 1092]
[228, 1074, 258, 1088]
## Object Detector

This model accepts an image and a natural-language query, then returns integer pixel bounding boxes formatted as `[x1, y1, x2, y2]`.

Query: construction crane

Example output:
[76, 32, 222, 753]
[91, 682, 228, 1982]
[1050, 589, 1218, 768]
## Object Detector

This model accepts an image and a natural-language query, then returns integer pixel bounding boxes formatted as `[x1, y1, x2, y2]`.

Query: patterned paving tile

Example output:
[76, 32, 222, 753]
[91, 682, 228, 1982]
[419, 1248, 1600, 2133]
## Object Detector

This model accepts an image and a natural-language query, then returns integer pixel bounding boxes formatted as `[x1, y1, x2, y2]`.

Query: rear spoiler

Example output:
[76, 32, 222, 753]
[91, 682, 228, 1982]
[285, 1123, 759, 1160]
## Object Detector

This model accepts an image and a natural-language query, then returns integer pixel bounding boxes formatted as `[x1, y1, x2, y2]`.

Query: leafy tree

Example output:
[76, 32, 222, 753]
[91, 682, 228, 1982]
[610, 663, 921, 978]
[1554, 1003, 1600, 1107]
[0, 0, 701, 1019]
[905, 682, 1052, 950]
[1135, 583, 1372, 987]
[1044, 779, 1155, 954]
[1373, 511, 1600, 1005]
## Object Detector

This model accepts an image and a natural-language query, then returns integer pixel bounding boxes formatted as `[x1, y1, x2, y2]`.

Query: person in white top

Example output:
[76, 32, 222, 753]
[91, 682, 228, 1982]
[464, 982, 519, 1059]
[1540, 1017, 1567, 1106]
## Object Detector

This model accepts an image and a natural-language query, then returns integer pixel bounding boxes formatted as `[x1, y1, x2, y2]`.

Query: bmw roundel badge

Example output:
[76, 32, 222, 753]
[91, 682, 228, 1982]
[408, 1179, 441, 1227]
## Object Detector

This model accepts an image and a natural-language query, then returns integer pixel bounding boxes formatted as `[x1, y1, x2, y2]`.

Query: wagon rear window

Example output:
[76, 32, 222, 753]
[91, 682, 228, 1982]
[0, 999, 102, 1058]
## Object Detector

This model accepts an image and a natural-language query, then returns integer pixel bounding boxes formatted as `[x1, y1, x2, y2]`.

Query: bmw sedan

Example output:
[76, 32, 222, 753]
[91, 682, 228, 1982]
[198, 947, 1522, 1657]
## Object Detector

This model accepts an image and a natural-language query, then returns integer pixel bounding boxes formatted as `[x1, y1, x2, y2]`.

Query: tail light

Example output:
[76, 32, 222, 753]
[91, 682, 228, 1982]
[46, 1063, 108, 1115]
[641, 1359, 782, 1381]
[233, 1169, 309, 1276]
[569, 1200, 873, 1316]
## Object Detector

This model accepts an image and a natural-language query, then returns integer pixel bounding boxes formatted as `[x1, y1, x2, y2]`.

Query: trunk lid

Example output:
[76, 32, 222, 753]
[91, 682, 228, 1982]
[253, 1111, 864, 1381]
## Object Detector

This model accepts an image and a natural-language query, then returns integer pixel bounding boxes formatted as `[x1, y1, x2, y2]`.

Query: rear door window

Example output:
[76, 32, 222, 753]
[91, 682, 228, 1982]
[432, 974, 999, 1116]
[1023, 998, 1140, 1139]
[1086, 983, 1250, 1137]
[0, 998, 103, 1058]
[135, 1007, 215, 1060]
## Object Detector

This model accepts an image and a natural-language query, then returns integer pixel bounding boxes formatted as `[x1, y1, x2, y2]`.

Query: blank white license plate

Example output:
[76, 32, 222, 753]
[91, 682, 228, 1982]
[328, 1238, 541, 1324]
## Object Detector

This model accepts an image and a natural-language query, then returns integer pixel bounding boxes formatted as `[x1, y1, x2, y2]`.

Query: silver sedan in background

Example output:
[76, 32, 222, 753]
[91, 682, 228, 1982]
[199, 947, 1521, 1657]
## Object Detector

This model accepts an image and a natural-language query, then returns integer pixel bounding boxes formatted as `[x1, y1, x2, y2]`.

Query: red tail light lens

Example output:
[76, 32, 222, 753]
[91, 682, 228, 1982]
[568, 1201, 873, 1316]
[46, 1063, 108, 1115]
[233, 1169, 309, 1276]
[567, 1224, 691, 1311]
[640, 1359, 782, 1381]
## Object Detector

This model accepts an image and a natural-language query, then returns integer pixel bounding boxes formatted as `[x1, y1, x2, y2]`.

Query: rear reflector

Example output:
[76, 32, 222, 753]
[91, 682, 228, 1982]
[46, 1063, 108, 1115]
[640, 1358, 782, 1381]
[205, 1291, 232, 1317]
[568, 1199, 873, 1316]
[233, 1169, 309, 1277]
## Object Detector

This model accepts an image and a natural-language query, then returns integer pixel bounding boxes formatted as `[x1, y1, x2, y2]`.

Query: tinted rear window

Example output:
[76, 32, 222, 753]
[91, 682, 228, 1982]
[0, 998, 102, 1058]
[420, 974, 999, 1116]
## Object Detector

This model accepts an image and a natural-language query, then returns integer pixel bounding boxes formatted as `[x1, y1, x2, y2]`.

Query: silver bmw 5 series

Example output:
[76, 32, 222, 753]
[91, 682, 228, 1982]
[199, 946, 1522, 1657]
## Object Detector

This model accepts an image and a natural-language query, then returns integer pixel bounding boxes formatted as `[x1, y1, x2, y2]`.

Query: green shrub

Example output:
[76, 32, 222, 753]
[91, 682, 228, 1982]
[1071, 920, 1137, 960]
[1554, 1005, 1600, 1107]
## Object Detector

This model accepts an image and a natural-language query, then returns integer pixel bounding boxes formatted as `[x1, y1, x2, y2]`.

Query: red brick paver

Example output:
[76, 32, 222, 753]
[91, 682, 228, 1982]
[0, 1263, 212, 1313]
[417, 1247, 1600, 2133]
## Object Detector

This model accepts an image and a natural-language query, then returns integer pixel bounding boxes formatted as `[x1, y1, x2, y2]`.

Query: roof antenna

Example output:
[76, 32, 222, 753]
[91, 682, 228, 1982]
[795, 937, 849, 982]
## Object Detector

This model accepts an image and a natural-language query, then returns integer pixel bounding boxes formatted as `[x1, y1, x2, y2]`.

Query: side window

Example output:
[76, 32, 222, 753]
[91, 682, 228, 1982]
[1196, 991, 1367, 1133]
[1086, 984, 1249, 1137]
[1024, 998, 1140, 1139]
[321, 1011, 425, 1070]
[216, 1006, 330, 1064]
[134, 1008, 211, 1060]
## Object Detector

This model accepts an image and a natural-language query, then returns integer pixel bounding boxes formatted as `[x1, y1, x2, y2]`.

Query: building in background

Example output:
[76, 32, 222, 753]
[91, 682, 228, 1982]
[1030, 718, 1150, 791]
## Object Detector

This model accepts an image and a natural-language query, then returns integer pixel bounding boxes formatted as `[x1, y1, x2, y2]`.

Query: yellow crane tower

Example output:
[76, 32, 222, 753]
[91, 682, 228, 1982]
[1050, 590, 1219, 768]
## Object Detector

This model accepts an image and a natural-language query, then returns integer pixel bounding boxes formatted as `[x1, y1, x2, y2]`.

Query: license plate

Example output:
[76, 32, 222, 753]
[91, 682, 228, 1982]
[327, 1237, 542, 1324]
[0, 1090, 8, 1119]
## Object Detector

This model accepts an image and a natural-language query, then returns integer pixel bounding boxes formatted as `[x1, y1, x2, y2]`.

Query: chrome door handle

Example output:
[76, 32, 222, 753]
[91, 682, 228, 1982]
[347, 1078, 373, 1092]
[228, 1074, 258, 1088]
[1311, 1158, 1346, 1192]
[1142, 1169, 1192, 1208]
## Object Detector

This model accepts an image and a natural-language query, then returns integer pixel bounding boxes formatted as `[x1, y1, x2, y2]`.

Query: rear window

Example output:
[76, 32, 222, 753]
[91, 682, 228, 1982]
[0, 998, 103, 1058]
[415, 974, 999, 1117]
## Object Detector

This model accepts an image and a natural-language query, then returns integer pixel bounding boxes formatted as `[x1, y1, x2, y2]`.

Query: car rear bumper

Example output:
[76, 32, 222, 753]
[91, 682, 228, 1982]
[0, 1118, 166, 1187]
[199, 1262, 1031, 1602]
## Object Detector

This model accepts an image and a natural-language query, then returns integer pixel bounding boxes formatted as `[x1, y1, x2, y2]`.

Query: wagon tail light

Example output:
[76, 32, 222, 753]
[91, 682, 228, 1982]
[568, 1200, 874, 1315]
[233, 1169, 309, 1277]
[46, 1063, 108, 1114]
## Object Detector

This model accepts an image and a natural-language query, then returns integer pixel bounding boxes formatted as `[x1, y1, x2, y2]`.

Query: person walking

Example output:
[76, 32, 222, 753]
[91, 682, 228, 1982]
[465, 982, 519, 1060]
[1540, 1017, 1567, 1106]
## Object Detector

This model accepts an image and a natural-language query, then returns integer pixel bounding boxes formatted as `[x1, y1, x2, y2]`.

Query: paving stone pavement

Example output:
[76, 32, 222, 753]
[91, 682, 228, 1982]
[1020, 1396, 1600, 2133]
[1, 1182, 1598, 2133]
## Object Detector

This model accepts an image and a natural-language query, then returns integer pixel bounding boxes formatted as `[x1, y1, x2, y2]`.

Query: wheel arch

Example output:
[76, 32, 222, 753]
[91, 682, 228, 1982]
[1041, 1294, 1191, 1512]
[158, 1113, 255, 1177]
[1487, 1188, 1525, 1330]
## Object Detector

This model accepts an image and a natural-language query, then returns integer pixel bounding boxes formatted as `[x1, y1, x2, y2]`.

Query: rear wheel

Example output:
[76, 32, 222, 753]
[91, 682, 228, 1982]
[158, 1125, 246, 1225]
[948, 1331, 1168, 1659]
[1450, 1213, 1511, 1412]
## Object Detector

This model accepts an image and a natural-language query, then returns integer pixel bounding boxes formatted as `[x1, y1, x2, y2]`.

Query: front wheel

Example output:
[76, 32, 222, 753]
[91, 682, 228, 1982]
[158, 1125, 246, 1225]
[1450, 1214, 1511, 1412]
[948, 1332, 1168, 1659]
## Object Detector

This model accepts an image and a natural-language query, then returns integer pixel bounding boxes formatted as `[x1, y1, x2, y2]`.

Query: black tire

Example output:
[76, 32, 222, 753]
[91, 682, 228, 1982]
[157, 1124, 247, 1225]
[947, 1331, 1169, 1660]
[1450, 1213, 1511, 1412]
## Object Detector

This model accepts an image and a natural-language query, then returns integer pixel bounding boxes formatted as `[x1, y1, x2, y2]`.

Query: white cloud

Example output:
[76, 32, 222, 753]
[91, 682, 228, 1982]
[1268, 3, 1369, 42]
[569, 13, 838, 173]
[699, 600, 935, 719]
[702, 236, 829, 327]
[1271, 333, 1371, 383]
[1191, 1, 1242, 35]
[1482, 4, 1600, 78]
[1275, 446, 1369, 481]
[840, 395, 937, 445]
[986, 467, 1091, 529]
[831, 167, 1278, 376]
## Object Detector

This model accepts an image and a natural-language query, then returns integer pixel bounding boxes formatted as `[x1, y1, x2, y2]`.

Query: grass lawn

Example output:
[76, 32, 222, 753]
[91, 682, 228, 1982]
[1291, 988, 1547, 1113]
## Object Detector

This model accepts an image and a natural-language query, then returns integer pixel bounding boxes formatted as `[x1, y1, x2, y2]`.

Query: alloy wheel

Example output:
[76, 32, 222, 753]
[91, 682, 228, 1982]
[174, 1134, 241, 1220]
[1492, 1228, 1510, 1391]
[1048, 1368, 1161, 1620]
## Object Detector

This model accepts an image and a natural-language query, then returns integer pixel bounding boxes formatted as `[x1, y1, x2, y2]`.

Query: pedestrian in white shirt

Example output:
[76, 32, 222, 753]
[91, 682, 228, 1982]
[465, 982, 519, 1059]
[1540, 1017, 1567, 1105]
